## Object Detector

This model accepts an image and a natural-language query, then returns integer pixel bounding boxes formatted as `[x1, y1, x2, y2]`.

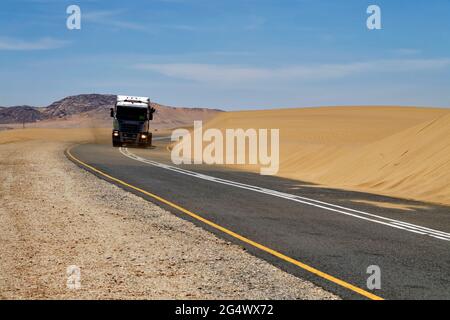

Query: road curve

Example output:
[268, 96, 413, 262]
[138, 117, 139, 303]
[67, 140, 450, 300]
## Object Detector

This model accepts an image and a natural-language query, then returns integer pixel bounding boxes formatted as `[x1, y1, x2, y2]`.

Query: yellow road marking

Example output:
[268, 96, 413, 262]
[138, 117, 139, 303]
[66, 145, 384, 301]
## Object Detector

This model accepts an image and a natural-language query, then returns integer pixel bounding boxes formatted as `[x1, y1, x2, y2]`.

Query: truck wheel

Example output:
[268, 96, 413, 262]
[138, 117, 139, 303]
[113, 141, 121, 147]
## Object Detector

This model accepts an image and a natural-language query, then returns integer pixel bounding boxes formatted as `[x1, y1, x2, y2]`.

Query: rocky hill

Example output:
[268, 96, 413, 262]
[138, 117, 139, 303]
[43, 94, 116, 119]
[0, 106, 45, 124]
[0, 94, 222, 128]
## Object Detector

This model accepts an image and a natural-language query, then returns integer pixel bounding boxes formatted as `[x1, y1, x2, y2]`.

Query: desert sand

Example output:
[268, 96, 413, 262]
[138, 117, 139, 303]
[0, 129, 336, 299]
[201, 106, 450, 206]
[0, 127, 111, 145]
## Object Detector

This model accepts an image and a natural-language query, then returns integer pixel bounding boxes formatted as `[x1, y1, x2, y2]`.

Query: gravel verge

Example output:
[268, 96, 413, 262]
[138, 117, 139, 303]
[0, 140, 338, 299]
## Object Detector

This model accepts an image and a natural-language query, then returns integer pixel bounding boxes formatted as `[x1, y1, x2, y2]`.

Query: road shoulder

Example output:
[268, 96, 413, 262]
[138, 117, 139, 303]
[0, 140, 338, 299]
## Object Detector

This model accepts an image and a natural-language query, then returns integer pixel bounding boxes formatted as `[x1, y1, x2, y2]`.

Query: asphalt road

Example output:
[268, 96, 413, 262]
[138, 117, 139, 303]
[67, 139, 450, 300]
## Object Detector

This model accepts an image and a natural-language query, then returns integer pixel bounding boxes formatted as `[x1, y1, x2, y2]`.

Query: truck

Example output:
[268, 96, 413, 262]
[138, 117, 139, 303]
[110, 95, 156, 148]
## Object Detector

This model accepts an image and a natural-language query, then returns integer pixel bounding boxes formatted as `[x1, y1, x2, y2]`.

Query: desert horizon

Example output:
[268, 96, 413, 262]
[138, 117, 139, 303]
[2, 104, 449, 207]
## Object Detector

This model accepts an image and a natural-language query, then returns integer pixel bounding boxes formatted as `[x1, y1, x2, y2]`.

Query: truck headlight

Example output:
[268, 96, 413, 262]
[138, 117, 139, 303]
[113, 131, 119, 137]
[141, 134, 147, 139]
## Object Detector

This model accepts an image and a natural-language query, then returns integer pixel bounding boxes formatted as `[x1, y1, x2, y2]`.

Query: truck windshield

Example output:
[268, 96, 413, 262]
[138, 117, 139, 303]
[116, 106, 147, 121]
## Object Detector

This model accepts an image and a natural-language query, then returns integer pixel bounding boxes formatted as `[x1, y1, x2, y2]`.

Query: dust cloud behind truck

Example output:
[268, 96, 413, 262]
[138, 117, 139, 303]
[110, 95, 156, 148]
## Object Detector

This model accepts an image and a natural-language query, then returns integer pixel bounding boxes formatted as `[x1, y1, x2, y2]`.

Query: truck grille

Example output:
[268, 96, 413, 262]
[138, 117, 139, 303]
[121, 132, 138, 141]
[120, 123, 140, 133]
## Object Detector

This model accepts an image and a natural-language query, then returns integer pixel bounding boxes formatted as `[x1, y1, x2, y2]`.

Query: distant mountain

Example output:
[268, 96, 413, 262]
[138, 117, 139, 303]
[0, 94, 223, 128]
[0, 105, 45, 124]
[43, 94, 116, 118]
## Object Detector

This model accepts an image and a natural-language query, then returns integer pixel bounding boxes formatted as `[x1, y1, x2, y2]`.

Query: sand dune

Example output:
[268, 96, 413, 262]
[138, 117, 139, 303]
[317, 112, 450, 205]
[202, 106, 450, 206]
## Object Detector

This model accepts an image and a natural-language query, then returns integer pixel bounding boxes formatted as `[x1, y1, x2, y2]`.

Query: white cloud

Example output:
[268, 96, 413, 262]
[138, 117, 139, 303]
[135, 63, 271, 82]
[134, 59, 450, 83]
[0, 37, 68, 50]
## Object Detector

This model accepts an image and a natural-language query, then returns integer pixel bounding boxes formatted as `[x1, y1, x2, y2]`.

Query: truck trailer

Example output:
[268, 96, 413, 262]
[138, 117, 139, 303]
[110, 95, 156, 148]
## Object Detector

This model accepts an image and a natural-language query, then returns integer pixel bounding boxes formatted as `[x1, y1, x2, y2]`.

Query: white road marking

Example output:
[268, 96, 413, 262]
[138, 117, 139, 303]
[119, 147, 450, 242]
[152, 136, 170, 141]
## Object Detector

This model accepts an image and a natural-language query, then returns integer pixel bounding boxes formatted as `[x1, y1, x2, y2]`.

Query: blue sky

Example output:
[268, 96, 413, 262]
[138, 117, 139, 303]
[1, 0, 449, 109]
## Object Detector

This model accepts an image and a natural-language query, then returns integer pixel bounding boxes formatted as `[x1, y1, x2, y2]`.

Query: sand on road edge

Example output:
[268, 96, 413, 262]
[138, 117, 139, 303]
[200, 107, 450, 206]
[0, 140, 338, 299]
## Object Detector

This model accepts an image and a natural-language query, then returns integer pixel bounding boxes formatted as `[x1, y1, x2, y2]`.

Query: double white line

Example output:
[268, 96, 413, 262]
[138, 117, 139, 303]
[120, 147, 450, 242]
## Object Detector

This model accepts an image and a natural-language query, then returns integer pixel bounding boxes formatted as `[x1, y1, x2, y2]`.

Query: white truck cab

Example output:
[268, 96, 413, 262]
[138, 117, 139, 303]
[110, 95, 155, 148]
